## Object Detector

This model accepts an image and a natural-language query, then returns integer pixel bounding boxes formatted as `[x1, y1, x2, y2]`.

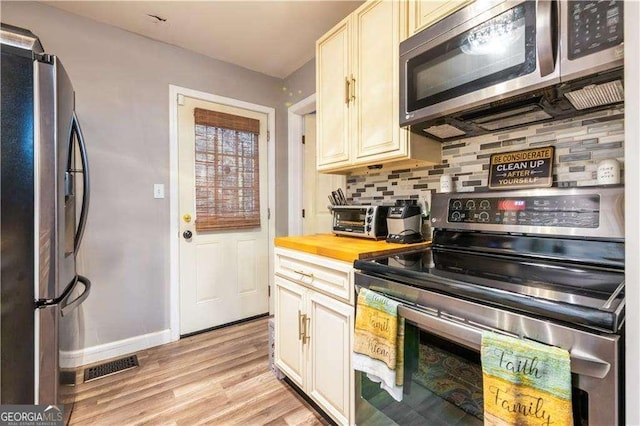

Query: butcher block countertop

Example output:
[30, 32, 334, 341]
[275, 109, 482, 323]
[274, 233, 431, 263]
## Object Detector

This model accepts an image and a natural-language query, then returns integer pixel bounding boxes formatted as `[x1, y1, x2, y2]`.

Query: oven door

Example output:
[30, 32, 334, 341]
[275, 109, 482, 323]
[354, 277, 622, 426]
[356, 319, 485, 426]
[400, 0, 559, 128]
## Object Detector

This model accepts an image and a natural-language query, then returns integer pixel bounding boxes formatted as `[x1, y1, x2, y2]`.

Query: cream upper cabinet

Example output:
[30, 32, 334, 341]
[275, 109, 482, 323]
[316, 17, 351, 170]
[351, 0, 402, 163]
[408, 0, 473, 37]
[316, 0, 441, 173]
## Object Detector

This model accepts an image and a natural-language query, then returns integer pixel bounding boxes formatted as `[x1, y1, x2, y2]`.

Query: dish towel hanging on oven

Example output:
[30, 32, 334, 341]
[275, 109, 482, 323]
[353, 288, 405, 401]
[481, 331, 573, 426]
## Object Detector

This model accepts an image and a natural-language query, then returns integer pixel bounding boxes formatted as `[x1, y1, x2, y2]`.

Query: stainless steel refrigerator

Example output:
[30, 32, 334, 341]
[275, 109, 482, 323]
[1, 23, 91, 413]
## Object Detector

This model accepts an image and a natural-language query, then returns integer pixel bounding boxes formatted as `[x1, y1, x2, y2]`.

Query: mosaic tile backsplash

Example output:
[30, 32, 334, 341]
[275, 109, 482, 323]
[346, 107, 624, 205]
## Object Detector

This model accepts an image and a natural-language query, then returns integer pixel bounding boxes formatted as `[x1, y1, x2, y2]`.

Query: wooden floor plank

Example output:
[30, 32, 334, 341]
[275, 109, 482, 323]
[68, 317, 328, 426]
[71, 341, 265, 410]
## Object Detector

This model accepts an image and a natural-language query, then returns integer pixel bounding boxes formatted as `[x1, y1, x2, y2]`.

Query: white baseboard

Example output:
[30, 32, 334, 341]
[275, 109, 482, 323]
[59, 329, 172, 369]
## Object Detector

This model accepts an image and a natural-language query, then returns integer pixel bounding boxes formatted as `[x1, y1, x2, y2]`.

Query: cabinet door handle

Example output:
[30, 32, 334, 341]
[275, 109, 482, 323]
[350, 75, 356, 102]
[345, 77, 351, 104]
[304, 316, 311, 344]
[294, 269, 314, 280]
[298, 310, 306, 341]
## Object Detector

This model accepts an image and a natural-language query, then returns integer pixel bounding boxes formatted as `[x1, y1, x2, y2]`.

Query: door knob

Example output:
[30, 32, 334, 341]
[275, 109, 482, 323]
[183, 230, 193, 240]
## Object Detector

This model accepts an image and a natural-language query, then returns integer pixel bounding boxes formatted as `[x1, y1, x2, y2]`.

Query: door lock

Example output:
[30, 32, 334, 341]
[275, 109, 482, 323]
[183, 230, 193, 240]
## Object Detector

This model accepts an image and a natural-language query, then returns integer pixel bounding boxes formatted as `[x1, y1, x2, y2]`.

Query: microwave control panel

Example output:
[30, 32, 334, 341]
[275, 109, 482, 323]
[567, 1, 623, 60]
[447, 194, 600, 228]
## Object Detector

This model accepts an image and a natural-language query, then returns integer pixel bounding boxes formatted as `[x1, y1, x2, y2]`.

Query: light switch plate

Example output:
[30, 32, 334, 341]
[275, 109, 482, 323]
[154, 184, 165, 199]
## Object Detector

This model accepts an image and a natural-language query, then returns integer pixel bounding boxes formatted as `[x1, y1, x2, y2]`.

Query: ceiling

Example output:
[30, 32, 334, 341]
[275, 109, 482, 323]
[44, 1, 364, 79]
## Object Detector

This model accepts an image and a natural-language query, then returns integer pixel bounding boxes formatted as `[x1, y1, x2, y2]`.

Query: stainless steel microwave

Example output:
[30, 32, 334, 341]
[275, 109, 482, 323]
[400, 0, 624, 141]
[332, 205, 389, 240]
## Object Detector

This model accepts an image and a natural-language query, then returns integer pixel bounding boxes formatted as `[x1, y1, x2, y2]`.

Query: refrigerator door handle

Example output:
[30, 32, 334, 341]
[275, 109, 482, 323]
[60, 274, 91, 316]
[35, 274, 77, 309]
[69, 111, 90, 253]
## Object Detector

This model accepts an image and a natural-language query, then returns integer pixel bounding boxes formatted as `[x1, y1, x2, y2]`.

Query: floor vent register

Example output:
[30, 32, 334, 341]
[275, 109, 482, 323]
[83, 355, 139, 382]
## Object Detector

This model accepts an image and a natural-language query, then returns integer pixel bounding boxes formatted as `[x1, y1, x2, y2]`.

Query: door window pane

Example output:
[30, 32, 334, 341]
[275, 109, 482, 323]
[193, 108, 260, 231]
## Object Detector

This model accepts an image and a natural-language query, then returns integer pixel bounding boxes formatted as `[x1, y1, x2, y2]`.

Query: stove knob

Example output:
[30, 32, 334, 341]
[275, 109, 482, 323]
[366, 225, 372, 232]
[366, 216, 372, 223]
[367, 207, 374, 215]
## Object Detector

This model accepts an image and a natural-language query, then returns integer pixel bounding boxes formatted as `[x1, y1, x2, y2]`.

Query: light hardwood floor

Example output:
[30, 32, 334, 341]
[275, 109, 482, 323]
[67, 317, 329, 425]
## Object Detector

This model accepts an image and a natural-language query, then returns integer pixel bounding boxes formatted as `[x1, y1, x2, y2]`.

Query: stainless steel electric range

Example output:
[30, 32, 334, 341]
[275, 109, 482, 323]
[354, 186, 625, 426]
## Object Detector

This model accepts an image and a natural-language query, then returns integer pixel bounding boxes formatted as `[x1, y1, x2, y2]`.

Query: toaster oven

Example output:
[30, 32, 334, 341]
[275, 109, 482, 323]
[332, 205, 389, 240]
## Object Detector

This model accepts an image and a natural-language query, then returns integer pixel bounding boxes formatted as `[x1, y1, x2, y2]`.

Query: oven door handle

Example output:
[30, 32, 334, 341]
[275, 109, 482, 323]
[398, 305, 612, 379]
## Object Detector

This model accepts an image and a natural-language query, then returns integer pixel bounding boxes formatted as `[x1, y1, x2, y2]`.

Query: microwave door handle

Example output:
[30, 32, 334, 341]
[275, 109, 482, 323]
[70, 112, 90, 253]
[536, 0, 557, 77]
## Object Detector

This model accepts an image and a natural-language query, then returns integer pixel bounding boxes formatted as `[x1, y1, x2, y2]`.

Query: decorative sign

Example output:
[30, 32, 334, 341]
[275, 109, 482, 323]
[488, 146, 555, 189]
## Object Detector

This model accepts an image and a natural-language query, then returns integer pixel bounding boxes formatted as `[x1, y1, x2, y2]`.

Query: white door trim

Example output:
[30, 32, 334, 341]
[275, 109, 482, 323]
[169, 85, 276, 341]
[288, 94, 316, 236]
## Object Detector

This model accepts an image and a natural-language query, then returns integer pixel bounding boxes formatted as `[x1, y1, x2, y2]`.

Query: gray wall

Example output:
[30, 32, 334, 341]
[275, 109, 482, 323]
[282, 58, 316, 107]
[2, 1, 289, 349]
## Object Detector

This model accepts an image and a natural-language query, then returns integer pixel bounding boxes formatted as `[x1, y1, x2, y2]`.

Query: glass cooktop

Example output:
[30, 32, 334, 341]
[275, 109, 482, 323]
[354, 246, 625, 332]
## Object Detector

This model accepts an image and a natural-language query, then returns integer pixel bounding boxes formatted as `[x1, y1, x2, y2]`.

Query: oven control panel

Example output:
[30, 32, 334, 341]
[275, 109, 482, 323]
[447, 194, 600, 228]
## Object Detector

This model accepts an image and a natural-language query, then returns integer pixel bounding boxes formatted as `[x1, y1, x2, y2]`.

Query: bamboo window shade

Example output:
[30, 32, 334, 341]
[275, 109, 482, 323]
[193, 108, 261, 231]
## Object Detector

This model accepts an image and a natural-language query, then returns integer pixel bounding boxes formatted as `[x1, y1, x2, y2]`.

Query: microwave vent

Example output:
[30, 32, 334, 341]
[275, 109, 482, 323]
[564, 80, 624, 110]
[423, 124, 466, 139]
[477, 109, 552, 131]
[473, 104, 552, 131]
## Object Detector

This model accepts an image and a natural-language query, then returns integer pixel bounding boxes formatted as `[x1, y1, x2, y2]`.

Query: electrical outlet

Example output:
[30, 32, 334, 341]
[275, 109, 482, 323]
[420, 192, 431, 217]
[419, 199, 427, 216]
[154, 184, 165, 199]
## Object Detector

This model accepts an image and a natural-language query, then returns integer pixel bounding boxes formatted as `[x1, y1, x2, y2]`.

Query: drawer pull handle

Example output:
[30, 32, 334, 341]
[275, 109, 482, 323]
[294, 269, 314, 280]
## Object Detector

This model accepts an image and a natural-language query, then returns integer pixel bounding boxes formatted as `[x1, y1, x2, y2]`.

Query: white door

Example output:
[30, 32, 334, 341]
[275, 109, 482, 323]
[178, 96, 269, 335]
[302, 113, 345, 235]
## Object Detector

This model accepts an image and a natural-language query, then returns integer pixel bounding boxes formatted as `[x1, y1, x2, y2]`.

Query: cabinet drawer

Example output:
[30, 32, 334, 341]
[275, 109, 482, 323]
[275, 248, 353, 304]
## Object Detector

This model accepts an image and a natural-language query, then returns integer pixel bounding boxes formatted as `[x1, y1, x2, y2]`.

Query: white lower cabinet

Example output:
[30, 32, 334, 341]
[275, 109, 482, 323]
[274, 276, 305, 387]
[306, 289, 353, 424]
[274, 274, 354, 425]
